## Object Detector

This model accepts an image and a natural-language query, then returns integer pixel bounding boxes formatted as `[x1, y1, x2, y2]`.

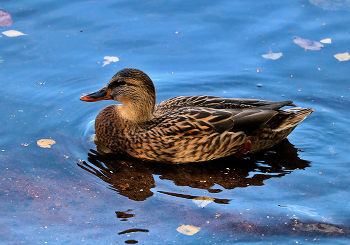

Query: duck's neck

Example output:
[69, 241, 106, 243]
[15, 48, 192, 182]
[117, 94, 155, 124]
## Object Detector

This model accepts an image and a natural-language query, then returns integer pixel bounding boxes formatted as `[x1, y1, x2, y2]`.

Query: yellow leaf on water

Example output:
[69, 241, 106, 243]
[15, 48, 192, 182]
[334, 52, 350, 61]
[37, 139, 56, 148]
[176, 225, 201, 235]
[2, 30, 27, 37]
[320, 38, 331, 44]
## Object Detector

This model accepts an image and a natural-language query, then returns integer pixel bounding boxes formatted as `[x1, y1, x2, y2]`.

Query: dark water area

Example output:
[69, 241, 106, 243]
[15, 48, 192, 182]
[1, 0, 350, 244]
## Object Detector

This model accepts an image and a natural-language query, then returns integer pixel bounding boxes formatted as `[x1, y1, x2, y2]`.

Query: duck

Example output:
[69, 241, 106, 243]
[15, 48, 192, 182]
[80, 68, 314, 164]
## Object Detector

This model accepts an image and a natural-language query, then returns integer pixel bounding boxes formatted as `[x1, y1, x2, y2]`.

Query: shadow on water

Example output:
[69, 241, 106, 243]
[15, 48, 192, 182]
[77, 139, 349, 241]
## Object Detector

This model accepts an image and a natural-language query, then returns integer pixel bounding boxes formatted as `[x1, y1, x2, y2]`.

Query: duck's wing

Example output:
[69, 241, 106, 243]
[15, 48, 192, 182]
[149, 108, 235, 136]
[149, 107, 278, 136]
[155, 95, 295, 115]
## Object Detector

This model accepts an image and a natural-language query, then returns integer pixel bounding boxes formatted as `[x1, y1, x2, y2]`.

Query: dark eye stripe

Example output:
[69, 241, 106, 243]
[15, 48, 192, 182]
[108, 80, 126, 89]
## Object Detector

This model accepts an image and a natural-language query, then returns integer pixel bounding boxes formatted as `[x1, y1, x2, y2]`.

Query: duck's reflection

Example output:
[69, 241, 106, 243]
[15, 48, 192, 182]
[78, 142, 350, 240]
[78, 139, 310, 201]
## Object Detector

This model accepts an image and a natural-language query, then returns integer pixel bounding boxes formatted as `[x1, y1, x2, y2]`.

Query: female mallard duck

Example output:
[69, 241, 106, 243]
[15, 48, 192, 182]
[80, 68, 313, 164]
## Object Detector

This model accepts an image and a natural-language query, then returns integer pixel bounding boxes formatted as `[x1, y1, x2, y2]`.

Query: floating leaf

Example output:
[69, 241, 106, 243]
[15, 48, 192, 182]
[176, 225, 201, 236]
[320, 38, 331, 44]
[2, 30, 27, 37]
[192, 196, 215, 208]
[37, 139, 56, 148]
[262, 52, 283, 60]
[293, 37, 324, 50]
[0, 9, 13, 27]
[334, 52, 350, 61]
[102, 56, 119, 66]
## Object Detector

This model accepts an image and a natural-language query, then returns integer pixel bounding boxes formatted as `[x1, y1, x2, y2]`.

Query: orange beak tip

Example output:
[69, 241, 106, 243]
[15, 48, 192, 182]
[80, 94, 93, 102]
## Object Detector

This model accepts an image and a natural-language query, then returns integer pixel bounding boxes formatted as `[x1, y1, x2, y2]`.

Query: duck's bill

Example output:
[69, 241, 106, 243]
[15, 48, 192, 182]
[80, 88, 112, 102]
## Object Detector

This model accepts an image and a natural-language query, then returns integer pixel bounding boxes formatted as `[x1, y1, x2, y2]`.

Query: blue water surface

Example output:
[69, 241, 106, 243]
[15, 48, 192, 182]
[1, 0, 350, 244]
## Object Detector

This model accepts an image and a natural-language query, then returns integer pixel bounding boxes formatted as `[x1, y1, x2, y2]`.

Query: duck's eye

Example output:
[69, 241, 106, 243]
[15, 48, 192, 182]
[118, 80, 126, 85]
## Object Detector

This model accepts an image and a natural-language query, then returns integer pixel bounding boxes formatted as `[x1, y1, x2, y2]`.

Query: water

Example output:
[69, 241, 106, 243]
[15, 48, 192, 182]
[1, 0, 350, 244]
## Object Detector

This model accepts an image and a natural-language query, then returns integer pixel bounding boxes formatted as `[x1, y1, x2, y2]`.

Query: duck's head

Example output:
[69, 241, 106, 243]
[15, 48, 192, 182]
[81, 68, 156, 123]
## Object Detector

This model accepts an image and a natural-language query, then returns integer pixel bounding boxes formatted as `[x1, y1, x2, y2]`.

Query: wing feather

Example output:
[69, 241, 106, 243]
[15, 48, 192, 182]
[149, 106, 281, 137]
[149, 108, 235, 136]
[155, 95, 295, 115]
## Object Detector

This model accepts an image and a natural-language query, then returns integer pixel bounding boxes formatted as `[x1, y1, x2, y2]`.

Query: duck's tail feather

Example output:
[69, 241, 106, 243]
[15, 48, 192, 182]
[272, 107, 314, 132]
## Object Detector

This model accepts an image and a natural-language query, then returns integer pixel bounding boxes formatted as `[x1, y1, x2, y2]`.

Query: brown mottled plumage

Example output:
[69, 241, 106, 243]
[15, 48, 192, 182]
[80, 68, 314, 164]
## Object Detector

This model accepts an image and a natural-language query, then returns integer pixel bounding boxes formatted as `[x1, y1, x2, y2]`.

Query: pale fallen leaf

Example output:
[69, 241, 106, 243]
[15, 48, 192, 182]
[37, 139, 56, 148]
[176, 225, 201, 235]
[293, 37, 323, 50]
[102, 56, 119, 66]
[262, 52, 283, 60]
[320, 38, 331, 44]
[2, 30, 27, 37]
[334, 52, 350, 61]
[192, 196, 215, 208]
